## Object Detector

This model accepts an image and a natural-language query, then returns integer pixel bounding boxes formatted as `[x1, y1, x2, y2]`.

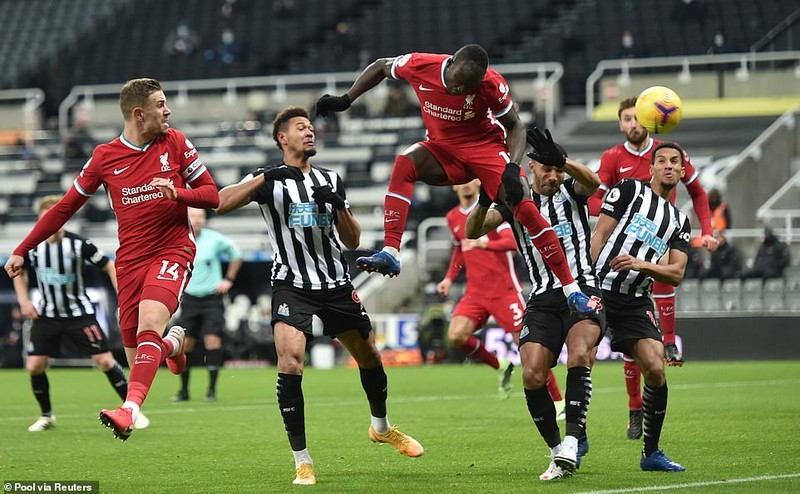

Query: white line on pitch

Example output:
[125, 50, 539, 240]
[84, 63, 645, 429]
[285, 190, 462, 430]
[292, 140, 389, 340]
[572, 473, 800, 494]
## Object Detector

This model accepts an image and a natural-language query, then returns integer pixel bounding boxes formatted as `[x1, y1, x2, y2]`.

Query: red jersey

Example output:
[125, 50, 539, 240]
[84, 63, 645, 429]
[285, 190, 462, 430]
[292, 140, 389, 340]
[589, 137, 712, 236]
[72, 129, 214, 268]
[391, 52, 513, 145]
[444, 201, 522, 297]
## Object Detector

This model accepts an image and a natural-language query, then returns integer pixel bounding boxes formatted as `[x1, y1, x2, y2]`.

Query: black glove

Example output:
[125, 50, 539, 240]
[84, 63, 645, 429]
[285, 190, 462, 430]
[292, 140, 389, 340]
[260, 165, 304, 182]
[312, 184, 346, 210]
[315, 93, 352, 118]
[526, 127, 566, 168]
[478, 186, 494, 207]
[501, 162, 525, 205]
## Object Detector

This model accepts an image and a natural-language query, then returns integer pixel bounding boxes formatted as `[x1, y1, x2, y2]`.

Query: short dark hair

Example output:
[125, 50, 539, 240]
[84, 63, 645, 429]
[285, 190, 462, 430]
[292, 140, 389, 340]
[453, 44, 489, 87]
[652, 142, 685, 165]
[272, 106, 310, 149]
[119, 78, 163, 119]
[618, 96, 637, 119]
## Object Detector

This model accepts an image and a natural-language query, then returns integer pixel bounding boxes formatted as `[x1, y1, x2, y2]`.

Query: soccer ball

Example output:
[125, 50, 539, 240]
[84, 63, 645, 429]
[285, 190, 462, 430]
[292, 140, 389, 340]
[634, 86, 683, 134]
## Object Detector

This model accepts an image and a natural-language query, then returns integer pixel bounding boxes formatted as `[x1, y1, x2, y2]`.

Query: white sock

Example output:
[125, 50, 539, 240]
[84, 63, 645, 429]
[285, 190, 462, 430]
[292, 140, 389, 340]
[382, 246, 399, 259]
[562, 435, 578, 449]
[163, 333, 180, 357]
[371, 415, 390, 435]
[551, 443, 562, 457]
[561, 282, 580, 298]
[121, 401, 140, 422]
[292, 449, 313, 468]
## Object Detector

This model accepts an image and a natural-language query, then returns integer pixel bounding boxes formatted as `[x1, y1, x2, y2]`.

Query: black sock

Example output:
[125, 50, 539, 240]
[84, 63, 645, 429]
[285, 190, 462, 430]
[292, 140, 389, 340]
[524, 387, 560, 448]
[565, 366, 592, 438]
[643, 382, 668, 456]
[277, 373, 306, 451]
[359, 366, 388, 418]
[31, 373, 51, 416]
[180, 352, 193, 393]
[206, 349, 224, 393]
[104, 363, 128, 400]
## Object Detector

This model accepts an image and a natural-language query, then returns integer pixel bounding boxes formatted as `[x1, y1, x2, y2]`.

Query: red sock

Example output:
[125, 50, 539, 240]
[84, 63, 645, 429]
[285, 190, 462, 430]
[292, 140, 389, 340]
[546, 369, 563, 401]
[458, 336, 500, 369]
[653, 285, 676, 345]
[383, 155, 419, 250]
[624, 358, 643, 410]
[514, 199, 575, 286]
[126, 330, 164, 407]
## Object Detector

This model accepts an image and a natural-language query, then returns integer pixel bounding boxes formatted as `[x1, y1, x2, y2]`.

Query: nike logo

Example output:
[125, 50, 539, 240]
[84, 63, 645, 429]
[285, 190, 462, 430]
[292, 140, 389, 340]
[544, 252, 556, 259]
[454, 225, 461, 233]
[620, 166, 634, 173]
[114, 166, 131, 175]
[418, 84, 435, 92]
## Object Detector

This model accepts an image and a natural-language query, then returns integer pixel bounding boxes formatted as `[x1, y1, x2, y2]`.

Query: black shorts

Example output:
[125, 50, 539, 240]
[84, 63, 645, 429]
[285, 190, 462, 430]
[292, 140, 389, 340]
[602, 290, 662, 353]
[271, 282, 372, 340]
[519, 285, 606, 364]
[28, 315, 110, 356]
[175, 293, 226, 339]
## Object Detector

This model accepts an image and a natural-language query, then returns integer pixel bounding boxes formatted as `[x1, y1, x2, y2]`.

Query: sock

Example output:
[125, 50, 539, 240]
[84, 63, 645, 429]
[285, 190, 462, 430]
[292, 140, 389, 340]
[104, 362, 129, 400]
[121, 401, 140, 422]
[180, 365, 190, 393]
[524, 387, 561, 448]
[359, 366, 389, 432]
[457, 336, 500, 369]
[642, 383, 668, 456]
[654, 292, 677, 346]
[126, 330, 164, 407]
[382, 246, 399, 259]
[564, 366, 592, 438]
[292, 449, 313, 468]
[383, 155, 418, 250]
[514, 199, 575, 286]
[545, 370, 563, 402]
[31, 373, 52, 416]
[207, 348, 224, 393]
[624, 358, 643, 410]
[277, 373, 306, 451]
[161, 331, 178, 358]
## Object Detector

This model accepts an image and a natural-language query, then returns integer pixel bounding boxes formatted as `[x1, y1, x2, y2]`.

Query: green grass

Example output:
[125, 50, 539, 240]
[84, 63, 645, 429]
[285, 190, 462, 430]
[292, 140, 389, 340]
[1, 361, 799, 493]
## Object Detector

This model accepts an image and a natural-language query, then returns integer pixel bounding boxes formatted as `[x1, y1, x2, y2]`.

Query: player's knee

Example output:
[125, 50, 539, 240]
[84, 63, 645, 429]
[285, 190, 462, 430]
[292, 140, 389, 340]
[92, 352, 116, 371]
[26, 359, 46, 375]
[522, 366, 548, 389]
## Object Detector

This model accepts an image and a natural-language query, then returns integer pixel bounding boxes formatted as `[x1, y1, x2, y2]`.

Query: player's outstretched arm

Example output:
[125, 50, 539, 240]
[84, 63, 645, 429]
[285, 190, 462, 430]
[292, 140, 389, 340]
[564, 158, 601, 197]
[102, 260, 118, 293]
[216, 174, 265, 215]
[316, 58, 394, 117]
[590, 213, 619, 263]
[465, 188, 503, 238]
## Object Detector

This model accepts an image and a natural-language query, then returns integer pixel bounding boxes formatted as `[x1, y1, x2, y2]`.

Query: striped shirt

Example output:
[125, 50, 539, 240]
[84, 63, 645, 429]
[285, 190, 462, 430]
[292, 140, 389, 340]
[25, 231, 110, 318]
[507, 178, 597, 297]
[249, 164, 352, 291]
[596, 179, 691, 296]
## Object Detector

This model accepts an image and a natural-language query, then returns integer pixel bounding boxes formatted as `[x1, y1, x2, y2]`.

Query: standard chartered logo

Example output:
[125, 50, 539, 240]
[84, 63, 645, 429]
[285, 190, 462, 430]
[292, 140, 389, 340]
[120, 182, 164, 206]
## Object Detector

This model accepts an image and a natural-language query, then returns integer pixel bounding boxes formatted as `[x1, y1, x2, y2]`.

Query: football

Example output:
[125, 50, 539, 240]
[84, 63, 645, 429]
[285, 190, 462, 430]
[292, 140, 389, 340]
[634, 86, 683, 134]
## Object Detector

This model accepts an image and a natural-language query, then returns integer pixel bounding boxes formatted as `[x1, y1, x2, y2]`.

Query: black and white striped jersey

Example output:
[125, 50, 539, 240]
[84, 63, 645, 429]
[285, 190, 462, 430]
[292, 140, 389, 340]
[248, 164, 353, 291]
[596, 179, 691, 296]
[25, 231, 110, 318]
[507, 178, 597, 297]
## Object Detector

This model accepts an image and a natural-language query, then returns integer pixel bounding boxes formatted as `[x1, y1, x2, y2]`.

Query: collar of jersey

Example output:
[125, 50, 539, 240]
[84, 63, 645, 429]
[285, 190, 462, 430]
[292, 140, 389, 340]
[119, 133, 154, 152]
[440, 57, 452, 88]
[623, 137, 654, 157]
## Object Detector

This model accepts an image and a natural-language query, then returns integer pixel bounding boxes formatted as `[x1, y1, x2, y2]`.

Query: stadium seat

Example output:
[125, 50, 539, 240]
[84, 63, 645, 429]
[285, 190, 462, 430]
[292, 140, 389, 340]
[741, 279, 764, 312]
[720, 278, 742, 311]
[699, 278, 721, 311]
[762, 278, 785, 311]
[677, 279, 700, 312]
[784, 278, 800, 311]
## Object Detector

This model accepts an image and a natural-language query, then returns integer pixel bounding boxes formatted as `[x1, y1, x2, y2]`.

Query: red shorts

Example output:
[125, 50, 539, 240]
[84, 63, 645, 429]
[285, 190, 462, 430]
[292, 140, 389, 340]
[452, 289, 526, 333]
[117, 253, 193, 347]
[420, 139, 509, 199]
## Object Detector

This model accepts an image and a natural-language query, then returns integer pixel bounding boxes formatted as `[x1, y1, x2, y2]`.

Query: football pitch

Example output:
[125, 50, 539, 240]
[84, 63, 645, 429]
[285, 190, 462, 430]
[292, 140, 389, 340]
[1, 361, 798, 493]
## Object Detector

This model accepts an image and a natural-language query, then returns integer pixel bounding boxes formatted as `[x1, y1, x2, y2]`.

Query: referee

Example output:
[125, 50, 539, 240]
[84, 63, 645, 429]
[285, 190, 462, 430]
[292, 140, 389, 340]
[172, 207, 242, 402]
[13, 195, 148, 432]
